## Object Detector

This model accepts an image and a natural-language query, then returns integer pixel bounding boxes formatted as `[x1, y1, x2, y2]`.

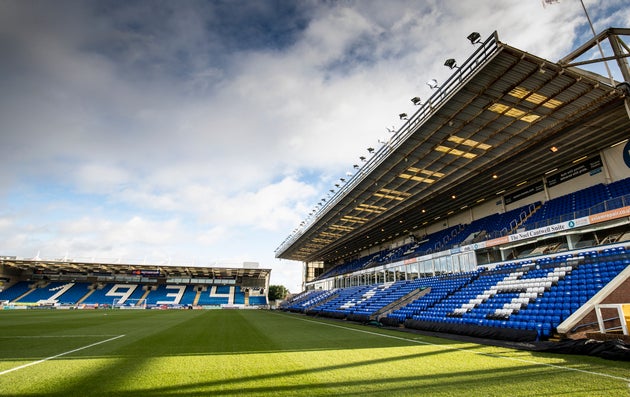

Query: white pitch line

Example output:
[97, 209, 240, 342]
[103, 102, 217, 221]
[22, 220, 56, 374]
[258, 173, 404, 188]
[278, 313, 630, 383]
[0, 334, 125, 376]
[0, 335, 120, 339]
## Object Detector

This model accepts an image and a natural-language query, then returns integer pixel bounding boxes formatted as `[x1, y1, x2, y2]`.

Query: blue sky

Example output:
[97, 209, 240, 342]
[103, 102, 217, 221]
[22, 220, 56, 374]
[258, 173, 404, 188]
[0, 0, 628, 292]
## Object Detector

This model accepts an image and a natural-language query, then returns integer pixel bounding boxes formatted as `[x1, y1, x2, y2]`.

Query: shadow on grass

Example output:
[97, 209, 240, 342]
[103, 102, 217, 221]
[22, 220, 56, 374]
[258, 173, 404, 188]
[11, 353, 622, 397]
[1, 310, 628, 396]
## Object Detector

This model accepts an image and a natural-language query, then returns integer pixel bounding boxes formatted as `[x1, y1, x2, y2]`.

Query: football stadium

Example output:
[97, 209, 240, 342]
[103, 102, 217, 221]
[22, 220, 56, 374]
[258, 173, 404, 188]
[275, 28, 630, 345]
[2, 27, 630, 397]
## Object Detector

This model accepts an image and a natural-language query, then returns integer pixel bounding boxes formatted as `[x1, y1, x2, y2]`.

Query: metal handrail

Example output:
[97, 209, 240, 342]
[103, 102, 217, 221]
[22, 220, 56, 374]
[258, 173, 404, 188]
[525, 193, 630, 231]
[571, 317, 618, 333]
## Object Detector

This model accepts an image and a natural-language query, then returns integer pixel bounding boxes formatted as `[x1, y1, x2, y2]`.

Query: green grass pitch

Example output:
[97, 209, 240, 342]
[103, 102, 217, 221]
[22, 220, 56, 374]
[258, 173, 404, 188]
[0, 309, 628, 396]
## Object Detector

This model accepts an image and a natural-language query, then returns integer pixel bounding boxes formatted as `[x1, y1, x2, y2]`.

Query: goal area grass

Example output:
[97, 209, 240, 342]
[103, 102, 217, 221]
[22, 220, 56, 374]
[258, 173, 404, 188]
[0, 309, 628, 396]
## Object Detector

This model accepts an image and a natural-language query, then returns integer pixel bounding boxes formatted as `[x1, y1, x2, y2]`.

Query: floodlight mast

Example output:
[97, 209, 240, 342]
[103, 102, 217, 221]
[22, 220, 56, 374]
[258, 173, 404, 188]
[579, 0, 614, 85]
[560, 27, 630, 121]
[553, 0, 630, 122]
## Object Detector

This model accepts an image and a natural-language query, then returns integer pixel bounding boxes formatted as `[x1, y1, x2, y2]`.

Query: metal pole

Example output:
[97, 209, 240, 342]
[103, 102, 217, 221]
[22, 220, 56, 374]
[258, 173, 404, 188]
[580, 0, 615, 85]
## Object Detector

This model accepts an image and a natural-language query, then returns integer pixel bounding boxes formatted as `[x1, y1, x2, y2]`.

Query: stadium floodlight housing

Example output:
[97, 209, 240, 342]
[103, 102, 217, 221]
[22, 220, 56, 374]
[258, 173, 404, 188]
[367, 147, 375, 153]
[467, 32, 481, 45]
[399, 113, 408, 120]
[444, 58, 457, 69]
[411, 96, 422, 105]
[359, 156, 366, 161]
[426, 79, 439, 89]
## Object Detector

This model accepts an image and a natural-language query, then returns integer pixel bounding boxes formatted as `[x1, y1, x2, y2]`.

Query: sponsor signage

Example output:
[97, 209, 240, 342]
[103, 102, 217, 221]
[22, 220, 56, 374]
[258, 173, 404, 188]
[507, 218, 588, 242]
[504, 181, 544, 205]
[484, 236, 508, 248]
[588, 206, 630, 225]
[458, 242, 484, 252]
[546, 155, 602, 187]
[132, 269, 160, 276]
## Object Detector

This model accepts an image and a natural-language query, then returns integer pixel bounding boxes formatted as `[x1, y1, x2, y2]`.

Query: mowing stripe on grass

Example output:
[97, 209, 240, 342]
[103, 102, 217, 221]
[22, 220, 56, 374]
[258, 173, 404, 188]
[0, 334, 125, 376]
[278, 312, 630, 383]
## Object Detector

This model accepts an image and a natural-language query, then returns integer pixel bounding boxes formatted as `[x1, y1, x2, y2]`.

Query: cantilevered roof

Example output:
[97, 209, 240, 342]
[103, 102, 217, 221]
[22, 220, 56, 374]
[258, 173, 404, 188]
[275, 31, 630, 263]
[0, 257, 270, 280]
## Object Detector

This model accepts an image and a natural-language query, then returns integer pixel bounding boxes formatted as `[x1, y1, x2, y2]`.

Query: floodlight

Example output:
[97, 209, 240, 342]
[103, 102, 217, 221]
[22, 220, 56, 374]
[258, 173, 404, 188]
[467, 32, 481, 45]
[399, 113, 408, 120]
[411, 96, 422, 105]
[426, 79, 439, 89]
[444, 58, 457, 69]
[367, 147, 375, 153]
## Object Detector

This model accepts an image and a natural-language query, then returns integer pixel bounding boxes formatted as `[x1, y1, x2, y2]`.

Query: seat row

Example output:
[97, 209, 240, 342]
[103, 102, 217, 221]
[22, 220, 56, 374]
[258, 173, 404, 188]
[0, 282, 267, 307]
[284, 248, 628, 340]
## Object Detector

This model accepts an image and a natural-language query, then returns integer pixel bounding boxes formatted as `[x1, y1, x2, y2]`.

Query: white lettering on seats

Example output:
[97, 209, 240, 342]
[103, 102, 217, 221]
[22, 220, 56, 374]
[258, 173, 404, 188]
[38, 283, 75, 304]
[105, 284, 138, 305]
[157, 285, 186, 305]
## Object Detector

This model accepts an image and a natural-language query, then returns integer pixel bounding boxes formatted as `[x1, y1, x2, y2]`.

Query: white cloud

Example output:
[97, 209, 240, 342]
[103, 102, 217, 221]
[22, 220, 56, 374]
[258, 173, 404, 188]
[74, 163, 131, 194]
[196, 226, 228, 246]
